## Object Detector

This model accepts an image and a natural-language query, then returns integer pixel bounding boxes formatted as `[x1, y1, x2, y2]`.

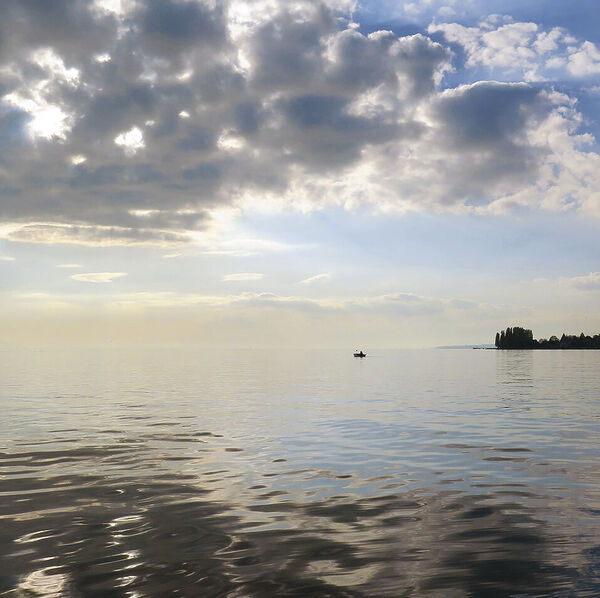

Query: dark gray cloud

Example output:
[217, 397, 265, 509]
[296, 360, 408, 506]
[0, 0, 593, 245]
[137, 0, 227, 47]
[0, 107, 28, 148]
[326, 29, 399, 91]
[0, 0, 117, 61]
[7, 223, 192, 246]
[176, 125, 215, 152]
[181, 161, 222, 181]
[435, 82, 542, 150]
[248, 5, 335, 92]
[428, 81, 547, 202]
[77, 85, 157, 136]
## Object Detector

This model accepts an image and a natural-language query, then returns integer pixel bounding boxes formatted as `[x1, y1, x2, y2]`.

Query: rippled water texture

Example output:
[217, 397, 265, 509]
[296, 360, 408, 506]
[1, 348, 600, 597]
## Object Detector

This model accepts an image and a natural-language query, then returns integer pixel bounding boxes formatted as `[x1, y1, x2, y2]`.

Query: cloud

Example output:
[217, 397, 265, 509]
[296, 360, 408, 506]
[56, 263, 83, 268]
[298, 273, 331, 284]
[560, 272, 600, 291]
[222, 272, 265, 282]
[103, 290, 333, 311]
[0, 256, 15, 261]
[0, 2, 599, 248]
[101, 289, 509, 324]
[568, 41, 600, 77]
[346, 292, 446, 316]
[430, 16, 600, 81]
[12, 287, 516, 325]
[70, 272, 127, 283]
[114, 126, 145, 155]
[201, 237, 300, 257]
[5, 223, 192, 246]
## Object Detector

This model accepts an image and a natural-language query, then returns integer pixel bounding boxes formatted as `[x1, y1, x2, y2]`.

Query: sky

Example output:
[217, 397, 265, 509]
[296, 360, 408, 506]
[1, 0, 600, 348]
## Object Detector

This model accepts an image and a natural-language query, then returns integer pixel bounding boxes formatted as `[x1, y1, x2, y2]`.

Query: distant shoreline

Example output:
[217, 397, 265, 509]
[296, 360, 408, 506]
[495, 327, 600, 350]
[436, 345, 495, 349]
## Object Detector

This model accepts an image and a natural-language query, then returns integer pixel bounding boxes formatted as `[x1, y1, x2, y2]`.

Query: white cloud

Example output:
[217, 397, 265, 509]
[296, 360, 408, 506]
[200, 237, 300, 257]
[298, 273, 332, 284]
[3, 95, 71, 141]
[114, 127, 145, 155]
[222, 272, 265, 282]
[57, 263, 83, 268]
[70, 272, 127, 283]
[560, 272, 600, 290]
[2, 48, 79, 141]
[93, 0, 130, 15]
[430, 17, 600, 81]
[568, 41, 600, 77]
[32, 48, 80, 84]
[17, 292, 53, 299]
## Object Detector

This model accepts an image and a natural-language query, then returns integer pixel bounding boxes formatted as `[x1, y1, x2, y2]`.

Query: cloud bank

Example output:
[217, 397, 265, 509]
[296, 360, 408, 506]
[222, 272, 265, 282]
[1, 1, 600, 246]
[102, 289, 514, 320]
[70, 272, 128, 283]
[561, 272, 600, 291]
[298, 273, 332, 284]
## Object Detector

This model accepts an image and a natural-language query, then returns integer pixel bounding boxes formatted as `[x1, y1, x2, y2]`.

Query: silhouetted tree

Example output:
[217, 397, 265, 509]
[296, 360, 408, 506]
[494, 327, 600, 349]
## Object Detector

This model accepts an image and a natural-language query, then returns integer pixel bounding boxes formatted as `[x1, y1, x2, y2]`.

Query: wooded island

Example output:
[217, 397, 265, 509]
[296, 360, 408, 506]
[495, 327, 600, 349]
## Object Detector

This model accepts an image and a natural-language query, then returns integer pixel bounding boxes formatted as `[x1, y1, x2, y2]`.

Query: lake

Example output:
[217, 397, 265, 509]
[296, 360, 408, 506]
[1, 348, 599, 597]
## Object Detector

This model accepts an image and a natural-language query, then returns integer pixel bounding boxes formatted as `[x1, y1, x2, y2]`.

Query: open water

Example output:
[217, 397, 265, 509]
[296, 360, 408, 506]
[1, 348, 599, 597]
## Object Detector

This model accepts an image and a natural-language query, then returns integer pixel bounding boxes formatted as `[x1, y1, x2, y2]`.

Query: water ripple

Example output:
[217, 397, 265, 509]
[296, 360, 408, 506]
[0, 348, 599, 596]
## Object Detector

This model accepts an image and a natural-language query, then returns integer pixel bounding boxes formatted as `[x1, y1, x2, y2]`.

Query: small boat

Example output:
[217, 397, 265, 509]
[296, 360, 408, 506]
[353, 350, 366, 358]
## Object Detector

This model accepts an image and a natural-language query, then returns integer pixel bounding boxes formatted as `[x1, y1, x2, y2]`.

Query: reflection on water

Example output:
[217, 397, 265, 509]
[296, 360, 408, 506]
[1, 348, 599, 596]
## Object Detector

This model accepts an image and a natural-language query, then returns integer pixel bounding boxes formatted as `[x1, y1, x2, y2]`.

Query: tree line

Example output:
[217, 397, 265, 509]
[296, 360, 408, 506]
[495, 327, 600, 349]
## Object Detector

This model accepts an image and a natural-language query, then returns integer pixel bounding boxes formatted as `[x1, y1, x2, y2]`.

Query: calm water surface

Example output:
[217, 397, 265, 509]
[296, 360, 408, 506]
[1, 348, 599, 597]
